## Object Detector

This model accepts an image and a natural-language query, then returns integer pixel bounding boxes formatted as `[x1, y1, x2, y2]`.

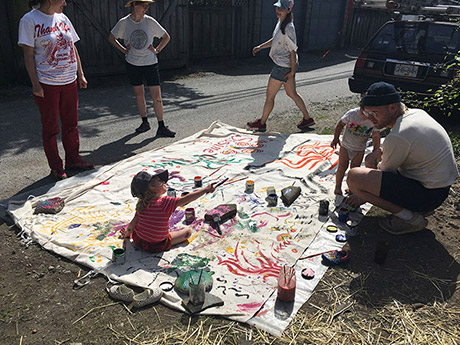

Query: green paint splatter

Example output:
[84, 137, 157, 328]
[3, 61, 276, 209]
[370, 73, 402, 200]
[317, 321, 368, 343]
[169, 253, 209, 272]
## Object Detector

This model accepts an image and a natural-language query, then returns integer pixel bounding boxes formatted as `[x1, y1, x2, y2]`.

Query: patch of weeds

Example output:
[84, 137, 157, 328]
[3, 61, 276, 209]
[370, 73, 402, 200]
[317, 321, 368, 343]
[449, 131, 460, 158]
[320, 127, 334, 135]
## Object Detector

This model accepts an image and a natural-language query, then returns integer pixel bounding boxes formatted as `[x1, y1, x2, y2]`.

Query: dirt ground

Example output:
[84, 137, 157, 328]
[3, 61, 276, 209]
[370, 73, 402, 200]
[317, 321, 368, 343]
[0, 89, 459, 344]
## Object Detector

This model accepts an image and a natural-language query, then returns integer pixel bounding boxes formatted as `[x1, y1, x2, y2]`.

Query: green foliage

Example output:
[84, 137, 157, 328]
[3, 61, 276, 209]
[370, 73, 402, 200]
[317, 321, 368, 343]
[448, 131, 460, 157]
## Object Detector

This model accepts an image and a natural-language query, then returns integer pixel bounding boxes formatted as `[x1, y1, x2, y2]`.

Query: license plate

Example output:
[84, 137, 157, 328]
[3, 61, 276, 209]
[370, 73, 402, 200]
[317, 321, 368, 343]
[394, 64, 418, 77]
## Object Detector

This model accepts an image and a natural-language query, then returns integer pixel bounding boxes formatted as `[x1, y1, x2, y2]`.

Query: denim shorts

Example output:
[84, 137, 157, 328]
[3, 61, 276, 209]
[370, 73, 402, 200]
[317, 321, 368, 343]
[270, 63, 298, 82]
[380, 171, 450, 212]
[126, 62, 161, 86]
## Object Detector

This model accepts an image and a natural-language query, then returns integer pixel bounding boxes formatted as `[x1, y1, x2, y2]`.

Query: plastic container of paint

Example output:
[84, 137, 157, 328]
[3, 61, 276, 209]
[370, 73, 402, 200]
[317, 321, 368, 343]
[266, 186, 276, 196]
[277, 266, 296, 302]
[167, 188, 176, 197]
[319, 199, 329, 216]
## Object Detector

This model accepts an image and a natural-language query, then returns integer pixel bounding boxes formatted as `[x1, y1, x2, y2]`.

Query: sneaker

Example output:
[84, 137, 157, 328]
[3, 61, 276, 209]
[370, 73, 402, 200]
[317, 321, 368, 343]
[156, 126, 176, 138]
[106, 284, 135, 303]
[51, 169, 67, 181]
[379, 213, 428, 235]
[65, 160, 94, 172]
[135, 121, 151, 133]
[247, 119, 267, 132]
[297, 117, 315, 129]
[130, 288, 163, 308]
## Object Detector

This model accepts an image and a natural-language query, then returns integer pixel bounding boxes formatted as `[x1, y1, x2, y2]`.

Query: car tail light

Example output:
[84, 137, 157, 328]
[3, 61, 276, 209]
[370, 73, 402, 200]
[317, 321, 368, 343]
[355, 53, 368, 69]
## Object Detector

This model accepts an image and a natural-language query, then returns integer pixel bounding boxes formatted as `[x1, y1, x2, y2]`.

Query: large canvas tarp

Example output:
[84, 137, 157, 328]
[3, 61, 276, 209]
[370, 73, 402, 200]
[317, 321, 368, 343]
[7, 122, 370, 335]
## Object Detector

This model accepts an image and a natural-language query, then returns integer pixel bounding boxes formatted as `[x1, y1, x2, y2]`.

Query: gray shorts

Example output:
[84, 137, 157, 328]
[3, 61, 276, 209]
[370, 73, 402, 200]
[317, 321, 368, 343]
[270, 63, 298, 82]
[345, 148, 361, 161]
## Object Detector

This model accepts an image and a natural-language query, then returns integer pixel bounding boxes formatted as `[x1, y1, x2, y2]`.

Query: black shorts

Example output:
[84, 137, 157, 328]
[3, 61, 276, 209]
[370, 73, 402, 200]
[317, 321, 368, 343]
[126, 62, 161, 86]
[380, 171, 450, 212]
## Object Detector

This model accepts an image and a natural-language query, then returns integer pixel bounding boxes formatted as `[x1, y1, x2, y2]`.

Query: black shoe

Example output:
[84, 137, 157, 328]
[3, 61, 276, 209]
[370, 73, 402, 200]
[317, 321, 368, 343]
[156, 126, 176, 138]
[135, 121, 151, 133]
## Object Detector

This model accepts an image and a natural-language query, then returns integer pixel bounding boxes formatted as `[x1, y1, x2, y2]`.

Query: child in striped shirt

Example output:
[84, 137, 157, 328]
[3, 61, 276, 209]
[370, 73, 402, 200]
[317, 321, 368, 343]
[121, 169, 215, 252]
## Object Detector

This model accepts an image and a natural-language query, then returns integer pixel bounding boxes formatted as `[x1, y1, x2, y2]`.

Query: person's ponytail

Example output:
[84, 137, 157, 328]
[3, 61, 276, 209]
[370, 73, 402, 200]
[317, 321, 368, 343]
[28, 0, 45, 9]
[280, 12, 293, 34]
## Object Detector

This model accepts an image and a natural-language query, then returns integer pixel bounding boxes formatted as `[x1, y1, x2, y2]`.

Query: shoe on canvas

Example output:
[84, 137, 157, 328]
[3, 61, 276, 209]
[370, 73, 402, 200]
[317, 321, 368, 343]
[135, 121, 151, 133]
[247, 119, 267, 132]
[379, 213, 428, 235]
[156, 126, 176, 138]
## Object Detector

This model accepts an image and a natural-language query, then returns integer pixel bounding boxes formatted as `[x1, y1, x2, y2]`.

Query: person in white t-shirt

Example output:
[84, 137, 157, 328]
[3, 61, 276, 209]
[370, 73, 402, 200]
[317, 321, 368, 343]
[331, 105, 381, 196]
[18, 0, 94, 181]
[247, 0, 315, 133]
[346, 82, 459, 235]
[109, 0, 175, 138]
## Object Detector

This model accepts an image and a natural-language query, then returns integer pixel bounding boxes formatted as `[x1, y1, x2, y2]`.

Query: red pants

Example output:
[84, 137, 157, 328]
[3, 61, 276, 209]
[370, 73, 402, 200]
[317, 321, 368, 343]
[34, 81, 81, 171]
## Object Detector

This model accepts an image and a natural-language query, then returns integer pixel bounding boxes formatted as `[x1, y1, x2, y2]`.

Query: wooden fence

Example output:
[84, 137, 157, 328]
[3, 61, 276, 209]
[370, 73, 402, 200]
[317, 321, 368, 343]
[342, 7, 394, 48]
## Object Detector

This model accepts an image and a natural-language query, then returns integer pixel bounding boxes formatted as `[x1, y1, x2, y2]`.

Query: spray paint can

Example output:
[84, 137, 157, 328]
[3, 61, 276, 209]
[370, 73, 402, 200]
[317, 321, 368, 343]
[112, 248, 126, 265]
[194, 176, 202, 187]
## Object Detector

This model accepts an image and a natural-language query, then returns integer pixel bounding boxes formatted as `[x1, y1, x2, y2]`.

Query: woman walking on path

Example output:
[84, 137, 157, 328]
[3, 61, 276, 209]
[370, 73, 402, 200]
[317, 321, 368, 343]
[18, 0, 94, 180]
[109, 0, 175, 138]
[248, 0, 315, 133]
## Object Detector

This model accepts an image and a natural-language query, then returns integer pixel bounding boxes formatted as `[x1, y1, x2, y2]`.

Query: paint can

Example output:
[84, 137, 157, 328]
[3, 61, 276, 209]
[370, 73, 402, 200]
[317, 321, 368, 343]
[112, 248, 126, 265]
[266, 186, 276, 196]
[185, 208, 195, 224]
[338, 208, 349, 222]
[266, 193, 278, 207]
[245, 180, 254, 193]
[319, 199, 329, 216]
[167, 187, 176, 197]
[194, 176, 202, 188]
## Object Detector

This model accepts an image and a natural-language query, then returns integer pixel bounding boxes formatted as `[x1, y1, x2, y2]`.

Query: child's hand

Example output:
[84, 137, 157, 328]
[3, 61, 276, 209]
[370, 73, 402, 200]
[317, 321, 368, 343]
[119, 227, 132, 239]
[331, 138, 340, 149]
[204, 184, 216, 194]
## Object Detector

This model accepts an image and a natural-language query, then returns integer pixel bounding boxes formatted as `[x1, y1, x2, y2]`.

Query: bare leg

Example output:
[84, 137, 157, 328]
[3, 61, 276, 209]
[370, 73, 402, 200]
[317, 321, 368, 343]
[133, 85, 147, 118]
[335, 147, 349, 195]
[170, 228, 191, 246]
[347, 167, 403, 214]
[148, 85, 164, 122]
[260, 77, 283, 125]
[284, 76, 313, 120]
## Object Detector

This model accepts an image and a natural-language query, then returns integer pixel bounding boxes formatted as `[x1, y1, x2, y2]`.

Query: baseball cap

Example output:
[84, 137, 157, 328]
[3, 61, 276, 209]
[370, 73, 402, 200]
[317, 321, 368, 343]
[274, 0, 293, 10]
[131, 169, 168, 198]
[361, 82, 401, 107]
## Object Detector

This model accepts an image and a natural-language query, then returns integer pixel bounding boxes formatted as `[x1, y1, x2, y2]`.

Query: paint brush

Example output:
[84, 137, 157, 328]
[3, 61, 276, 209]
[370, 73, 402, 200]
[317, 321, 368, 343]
[197, 269, 203, 285]
[214, 177, 229, 188]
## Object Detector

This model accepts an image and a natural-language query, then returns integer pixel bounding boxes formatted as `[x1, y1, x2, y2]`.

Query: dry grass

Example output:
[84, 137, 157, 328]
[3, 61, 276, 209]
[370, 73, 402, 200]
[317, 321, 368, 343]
[104, 268, 460, 345]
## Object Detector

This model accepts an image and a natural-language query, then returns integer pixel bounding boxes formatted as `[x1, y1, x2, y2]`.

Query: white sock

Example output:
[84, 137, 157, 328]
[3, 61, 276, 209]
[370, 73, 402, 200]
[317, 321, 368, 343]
[394, 209, 413, 220]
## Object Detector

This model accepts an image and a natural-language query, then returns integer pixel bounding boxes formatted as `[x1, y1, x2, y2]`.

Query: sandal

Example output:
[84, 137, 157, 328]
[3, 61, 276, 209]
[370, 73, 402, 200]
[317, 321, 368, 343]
[321, 250, 349, 266]
[106, 284, 135, 303]
[130, 288, 163, 309]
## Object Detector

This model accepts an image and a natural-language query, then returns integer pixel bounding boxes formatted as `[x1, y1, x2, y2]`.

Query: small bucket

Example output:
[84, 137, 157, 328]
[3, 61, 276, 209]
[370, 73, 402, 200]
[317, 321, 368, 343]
[112, 248, 126, 265]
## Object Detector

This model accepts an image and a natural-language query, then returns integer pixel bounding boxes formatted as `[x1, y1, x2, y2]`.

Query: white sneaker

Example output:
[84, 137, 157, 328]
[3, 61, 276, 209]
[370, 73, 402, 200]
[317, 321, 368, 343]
[130, 288, 163, 308]
[379, 213, 428, 235]
[106, 284, 135, 303]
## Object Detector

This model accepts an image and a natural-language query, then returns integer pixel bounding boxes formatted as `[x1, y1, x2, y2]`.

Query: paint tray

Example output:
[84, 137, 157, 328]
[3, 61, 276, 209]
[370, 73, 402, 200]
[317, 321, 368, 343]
[280, 186, 301, 207]
[204, 204, 237, 224]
